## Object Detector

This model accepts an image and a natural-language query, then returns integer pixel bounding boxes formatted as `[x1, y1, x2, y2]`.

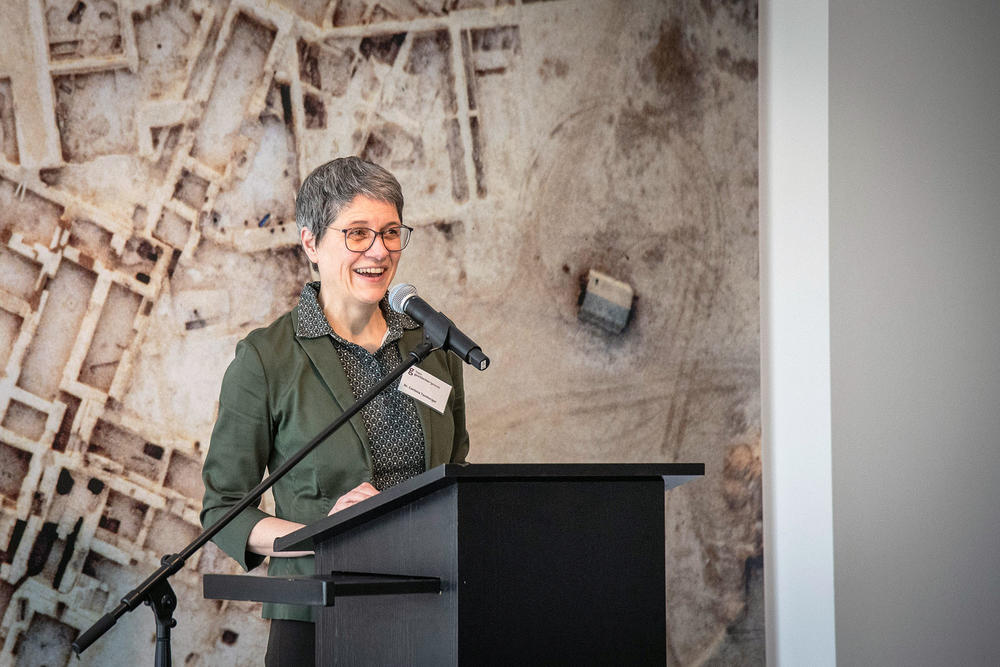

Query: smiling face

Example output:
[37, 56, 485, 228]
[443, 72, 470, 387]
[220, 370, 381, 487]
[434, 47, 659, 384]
[300, 195, 402, 311]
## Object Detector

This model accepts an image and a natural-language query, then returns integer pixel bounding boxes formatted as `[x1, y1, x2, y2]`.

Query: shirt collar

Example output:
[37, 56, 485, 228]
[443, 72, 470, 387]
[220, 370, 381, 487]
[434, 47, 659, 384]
[295, 281, 417, 347]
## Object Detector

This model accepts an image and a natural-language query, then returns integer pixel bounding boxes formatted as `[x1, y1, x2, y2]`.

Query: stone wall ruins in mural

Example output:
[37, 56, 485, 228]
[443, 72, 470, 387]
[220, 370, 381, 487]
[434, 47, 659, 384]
[0, 0, 760, 664]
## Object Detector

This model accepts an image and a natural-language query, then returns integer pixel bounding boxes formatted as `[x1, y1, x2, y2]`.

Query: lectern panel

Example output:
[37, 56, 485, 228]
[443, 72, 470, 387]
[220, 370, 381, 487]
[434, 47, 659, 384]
[315, 483, 459, 665]
[456, 479, 666, 664]
[315, 477, 667, 664]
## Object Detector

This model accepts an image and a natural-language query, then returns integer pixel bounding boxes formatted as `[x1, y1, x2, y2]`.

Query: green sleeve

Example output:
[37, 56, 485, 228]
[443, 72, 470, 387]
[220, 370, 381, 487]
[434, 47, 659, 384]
[200, 338, 272, 572]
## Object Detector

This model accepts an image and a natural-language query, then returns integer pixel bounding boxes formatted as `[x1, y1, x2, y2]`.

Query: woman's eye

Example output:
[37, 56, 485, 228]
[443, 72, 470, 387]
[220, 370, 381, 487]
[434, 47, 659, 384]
[383, 228, 400, 239]
[346, 229, 370, 240]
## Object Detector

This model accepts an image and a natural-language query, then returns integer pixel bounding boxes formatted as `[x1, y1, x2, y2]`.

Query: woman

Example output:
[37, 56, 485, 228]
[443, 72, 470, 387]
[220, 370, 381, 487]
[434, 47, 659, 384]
[200, 157, 470, 666]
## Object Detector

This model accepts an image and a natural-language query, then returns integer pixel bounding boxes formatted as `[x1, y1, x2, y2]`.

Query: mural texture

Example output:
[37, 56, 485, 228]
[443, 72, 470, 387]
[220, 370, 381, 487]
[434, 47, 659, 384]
[0, 0, 760, 664]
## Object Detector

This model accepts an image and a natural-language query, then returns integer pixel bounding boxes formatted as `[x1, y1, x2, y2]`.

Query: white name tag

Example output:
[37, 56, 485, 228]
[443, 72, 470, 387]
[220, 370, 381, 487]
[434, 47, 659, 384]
[398, 366, 452, 414]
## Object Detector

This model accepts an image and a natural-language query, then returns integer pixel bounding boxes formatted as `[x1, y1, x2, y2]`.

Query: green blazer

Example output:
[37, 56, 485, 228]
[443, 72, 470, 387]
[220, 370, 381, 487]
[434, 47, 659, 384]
[200, 306, 469, 621]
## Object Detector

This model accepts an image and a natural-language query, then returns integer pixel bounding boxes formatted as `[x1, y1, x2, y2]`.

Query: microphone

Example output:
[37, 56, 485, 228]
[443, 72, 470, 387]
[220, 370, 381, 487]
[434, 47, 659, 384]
[388, 284, 490, 371]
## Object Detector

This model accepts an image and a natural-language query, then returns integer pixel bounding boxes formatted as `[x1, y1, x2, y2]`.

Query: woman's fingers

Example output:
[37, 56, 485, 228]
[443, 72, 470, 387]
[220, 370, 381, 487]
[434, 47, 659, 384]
[354, 482, 379, 497]
[329, 482, 380, 515]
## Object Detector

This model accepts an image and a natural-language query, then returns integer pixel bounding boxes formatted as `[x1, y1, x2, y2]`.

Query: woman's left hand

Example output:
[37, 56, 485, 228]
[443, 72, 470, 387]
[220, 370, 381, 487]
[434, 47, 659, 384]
[328, 482, 379, 514]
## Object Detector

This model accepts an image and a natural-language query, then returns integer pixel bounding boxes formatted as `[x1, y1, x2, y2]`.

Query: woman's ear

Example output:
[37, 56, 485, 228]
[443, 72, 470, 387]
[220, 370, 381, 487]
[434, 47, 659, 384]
[300, 227, 320, 264]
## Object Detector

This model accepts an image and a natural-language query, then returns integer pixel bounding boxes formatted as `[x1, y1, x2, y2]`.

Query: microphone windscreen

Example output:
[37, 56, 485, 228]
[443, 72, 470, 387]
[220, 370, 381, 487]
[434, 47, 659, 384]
[388, 283, 417, 313]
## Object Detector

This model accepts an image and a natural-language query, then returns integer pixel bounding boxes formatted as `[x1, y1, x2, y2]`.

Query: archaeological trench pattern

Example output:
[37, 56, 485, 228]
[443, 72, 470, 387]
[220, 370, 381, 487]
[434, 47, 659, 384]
[0, 0, 760, 664]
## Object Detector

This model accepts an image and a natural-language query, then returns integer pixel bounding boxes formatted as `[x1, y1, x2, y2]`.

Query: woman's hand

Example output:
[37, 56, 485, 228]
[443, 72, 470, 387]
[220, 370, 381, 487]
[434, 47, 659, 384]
[247, 517, 312, 557]
[329, 482, 379, 515]
[245, 482, 378, 556]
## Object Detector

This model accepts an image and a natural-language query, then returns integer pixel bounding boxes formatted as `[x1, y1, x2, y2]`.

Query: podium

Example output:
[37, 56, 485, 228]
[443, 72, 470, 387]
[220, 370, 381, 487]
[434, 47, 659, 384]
[204, 463, 703, 665]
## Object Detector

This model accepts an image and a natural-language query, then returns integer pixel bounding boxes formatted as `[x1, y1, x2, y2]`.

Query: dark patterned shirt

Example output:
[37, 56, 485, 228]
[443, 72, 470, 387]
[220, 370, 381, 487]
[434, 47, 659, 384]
[295, 282, 425, 491]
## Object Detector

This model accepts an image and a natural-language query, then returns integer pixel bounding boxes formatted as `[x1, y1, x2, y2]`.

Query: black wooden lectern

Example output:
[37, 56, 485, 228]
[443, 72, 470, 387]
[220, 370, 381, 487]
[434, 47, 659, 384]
[204, 463, 703, 665]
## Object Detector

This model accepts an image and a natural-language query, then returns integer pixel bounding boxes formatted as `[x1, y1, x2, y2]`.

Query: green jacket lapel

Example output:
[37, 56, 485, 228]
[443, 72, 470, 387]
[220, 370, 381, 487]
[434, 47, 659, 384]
[398, 327, 437, 469]
[291, 308, 372, 455]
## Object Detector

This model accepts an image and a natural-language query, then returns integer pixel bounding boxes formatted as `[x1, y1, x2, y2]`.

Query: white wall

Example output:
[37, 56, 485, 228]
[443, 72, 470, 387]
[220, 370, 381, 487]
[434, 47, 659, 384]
[760, 0, 837, 664]
[830, 1, 1000, 664]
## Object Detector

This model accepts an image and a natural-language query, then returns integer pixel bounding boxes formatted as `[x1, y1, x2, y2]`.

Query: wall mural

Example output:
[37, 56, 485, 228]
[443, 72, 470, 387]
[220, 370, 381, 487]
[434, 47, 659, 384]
[0, 0, 760, 664]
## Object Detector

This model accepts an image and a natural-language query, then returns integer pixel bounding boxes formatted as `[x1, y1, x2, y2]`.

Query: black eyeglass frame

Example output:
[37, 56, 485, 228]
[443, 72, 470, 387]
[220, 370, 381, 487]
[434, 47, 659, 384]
[328, 224, 414, 252]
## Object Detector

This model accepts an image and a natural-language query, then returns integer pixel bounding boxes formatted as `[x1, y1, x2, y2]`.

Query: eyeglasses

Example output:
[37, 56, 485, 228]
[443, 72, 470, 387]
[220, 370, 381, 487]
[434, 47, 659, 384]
[330, 225, 413, 252]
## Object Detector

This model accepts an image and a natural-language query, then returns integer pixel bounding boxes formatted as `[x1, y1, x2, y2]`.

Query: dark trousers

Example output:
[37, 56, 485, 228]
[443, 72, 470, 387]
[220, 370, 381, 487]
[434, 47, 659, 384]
[265, 619, 315, 667]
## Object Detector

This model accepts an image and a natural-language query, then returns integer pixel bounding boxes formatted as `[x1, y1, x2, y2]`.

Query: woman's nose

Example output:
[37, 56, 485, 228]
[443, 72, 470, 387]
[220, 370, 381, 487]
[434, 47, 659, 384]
[366, 233, 390, 257]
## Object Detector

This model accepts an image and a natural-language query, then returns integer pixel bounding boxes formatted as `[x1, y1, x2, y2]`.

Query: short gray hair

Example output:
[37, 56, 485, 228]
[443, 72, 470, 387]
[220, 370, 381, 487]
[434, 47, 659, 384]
[295, 157, 404, 243]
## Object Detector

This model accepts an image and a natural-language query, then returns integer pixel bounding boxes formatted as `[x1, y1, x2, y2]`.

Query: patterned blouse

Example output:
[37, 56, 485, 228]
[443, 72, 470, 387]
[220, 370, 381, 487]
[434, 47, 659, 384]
[294, 282, 425, 491]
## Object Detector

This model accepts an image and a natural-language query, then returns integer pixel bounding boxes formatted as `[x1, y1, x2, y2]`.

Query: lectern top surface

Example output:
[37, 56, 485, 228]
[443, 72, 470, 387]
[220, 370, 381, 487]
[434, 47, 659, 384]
[274, 462, 703, 553]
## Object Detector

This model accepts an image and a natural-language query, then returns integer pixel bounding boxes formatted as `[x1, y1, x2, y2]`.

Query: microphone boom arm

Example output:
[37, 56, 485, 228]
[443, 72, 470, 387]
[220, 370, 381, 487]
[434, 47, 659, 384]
[72, 340, 437, 662]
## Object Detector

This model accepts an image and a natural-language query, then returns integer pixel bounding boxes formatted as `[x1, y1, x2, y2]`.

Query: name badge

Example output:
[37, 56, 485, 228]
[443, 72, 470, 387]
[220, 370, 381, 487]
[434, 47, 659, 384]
[398, 366, 452, 414]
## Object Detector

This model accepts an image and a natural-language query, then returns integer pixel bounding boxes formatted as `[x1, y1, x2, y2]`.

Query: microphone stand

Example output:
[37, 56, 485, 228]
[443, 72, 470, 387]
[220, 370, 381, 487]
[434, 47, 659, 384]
[72, 338, 438, 665]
